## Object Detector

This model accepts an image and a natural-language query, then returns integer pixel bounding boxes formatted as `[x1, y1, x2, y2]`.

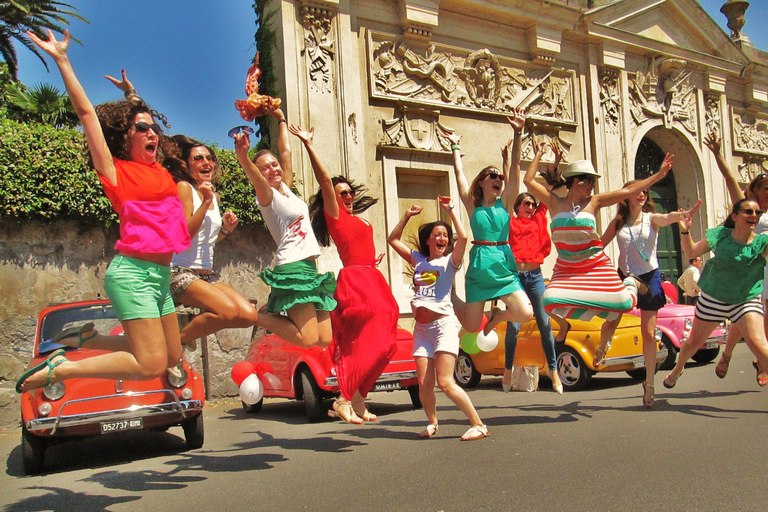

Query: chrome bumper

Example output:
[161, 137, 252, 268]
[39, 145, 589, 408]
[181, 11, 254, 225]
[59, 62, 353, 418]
[601, 347, 668, 368]
[325, 362, 417, 388]
[26, 389, 203, 435]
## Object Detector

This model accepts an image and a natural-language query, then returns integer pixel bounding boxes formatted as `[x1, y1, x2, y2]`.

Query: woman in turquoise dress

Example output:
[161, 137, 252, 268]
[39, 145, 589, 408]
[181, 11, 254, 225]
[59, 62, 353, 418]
[446, 110, 534, 342]
[663, 198, 768, 390]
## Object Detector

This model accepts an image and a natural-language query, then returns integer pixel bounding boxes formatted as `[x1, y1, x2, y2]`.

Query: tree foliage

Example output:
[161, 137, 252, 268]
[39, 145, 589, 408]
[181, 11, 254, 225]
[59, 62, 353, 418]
[0, 118, 266, 227]
[0, 0, 87, 79]
[4, 80, 78, 127]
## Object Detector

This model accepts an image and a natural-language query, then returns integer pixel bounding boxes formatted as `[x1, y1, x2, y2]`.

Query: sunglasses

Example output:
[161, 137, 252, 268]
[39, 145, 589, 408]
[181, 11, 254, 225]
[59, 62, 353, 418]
[740, 208, 765, 216]
[339, 190, 355, 198]
[228, 125, 255, 138]
[521, 200, 536, 207]
[485, 172, 505, 181]
[134, 122, 162, 134]
[192, 154, 215, 162]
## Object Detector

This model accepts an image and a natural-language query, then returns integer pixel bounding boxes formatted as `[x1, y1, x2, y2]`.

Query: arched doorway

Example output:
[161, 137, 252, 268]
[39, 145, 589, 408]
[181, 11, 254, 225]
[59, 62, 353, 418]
[635, 137, 682, 295]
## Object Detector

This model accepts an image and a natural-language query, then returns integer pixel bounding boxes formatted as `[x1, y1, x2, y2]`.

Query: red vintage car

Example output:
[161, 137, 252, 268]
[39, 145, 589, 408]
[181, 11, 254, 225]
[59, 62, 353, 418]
[240, 324, 420, 422]
[19, 300, 205, 474]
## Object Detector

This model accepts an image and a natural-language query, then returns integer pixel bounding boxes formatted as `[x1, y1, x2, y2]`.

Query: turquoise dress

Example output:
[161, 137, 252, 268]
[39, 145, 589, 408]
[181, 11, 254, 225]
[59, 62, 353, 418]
[466, 199, 522, 303]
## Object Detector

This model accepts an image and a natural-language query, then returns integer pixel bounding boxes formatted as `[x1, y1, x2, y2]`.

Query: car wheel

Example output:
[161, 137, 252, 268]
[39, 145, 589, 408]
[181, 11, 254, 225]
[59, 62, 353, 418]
[182, 412, 205, 449]
[300, 368, 324, 423]
[556, 346, 591, 391]
[692, 346, 720, 364]
[454, 350, 481, 388]
[242, 398, 263, 414]
[21, 427, 46, 475]
[658, 334, 677, 371]
[407, 385, 422, 409]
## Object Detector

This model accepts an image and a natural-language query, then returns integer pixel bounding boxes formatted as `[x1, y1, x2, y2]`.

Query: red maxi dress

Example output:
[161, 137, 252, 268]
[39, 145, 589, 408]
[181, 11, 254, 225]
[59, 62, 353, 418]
[325, 208, 398, 400]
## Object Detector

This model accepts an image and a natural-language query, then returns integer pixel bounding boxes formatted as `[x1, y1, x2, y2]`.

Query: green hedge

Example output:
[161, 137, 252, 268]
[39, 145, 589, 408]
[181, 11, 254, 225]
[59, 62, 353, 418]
[0, 119, 266, 227]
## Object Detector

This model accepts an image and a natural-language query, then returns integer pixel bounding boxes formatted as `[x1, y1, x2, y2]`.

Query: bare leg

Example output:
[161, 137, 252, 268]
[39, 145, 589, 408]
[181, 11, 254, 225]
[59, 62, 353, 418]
[737, 312, 768, 377]
[257, 302, 326, 348]
[463, 301, 487, 333]
[416, 356, 437, 428]
[664, 319, 719, 385]
[178, 281, 259, 344]
[550, 312, 570, 343]
[594, 315, 623, 366]
[483, 290, 533, 335]
[435, 352, 483, 427]
[19, 315, 181, 391]
[640, 310, 658, 384]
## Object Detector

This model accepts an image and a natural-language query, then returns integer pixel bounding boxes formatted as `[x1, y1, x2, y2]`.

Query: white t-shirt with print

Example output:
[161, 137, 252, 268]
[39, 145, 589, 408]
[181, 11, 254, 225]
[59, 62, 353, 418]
[411, 251, 459, 316]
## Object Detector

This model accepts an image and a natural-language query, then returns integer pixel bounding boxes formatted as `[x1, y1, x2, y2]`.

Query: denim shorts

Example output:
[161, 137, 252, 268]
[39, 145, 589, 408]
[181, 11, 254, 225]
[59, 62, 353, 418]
[104, 255, 175, 321]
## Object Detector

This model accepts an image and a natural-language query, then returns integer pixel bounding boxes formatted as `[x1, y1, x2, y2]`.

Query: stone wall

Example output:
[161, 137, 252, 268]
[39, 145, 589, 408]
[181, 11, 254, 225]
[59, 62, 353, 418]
[0, 218, 277, 429]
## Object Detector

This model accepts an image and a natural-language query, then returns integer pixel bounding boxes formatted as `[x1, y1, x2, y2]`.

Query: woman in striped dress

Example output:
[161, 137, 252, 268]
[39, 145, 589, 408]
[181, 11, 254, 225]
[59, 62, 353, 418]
[523, 141, 673, 367]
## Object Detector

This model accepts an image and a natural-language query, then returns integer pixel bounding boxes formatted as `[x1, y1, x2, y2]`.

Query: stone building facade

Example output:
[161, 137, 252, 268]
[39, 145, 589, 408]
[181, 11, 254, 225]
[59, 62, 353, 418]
[267, 0, 768, 313]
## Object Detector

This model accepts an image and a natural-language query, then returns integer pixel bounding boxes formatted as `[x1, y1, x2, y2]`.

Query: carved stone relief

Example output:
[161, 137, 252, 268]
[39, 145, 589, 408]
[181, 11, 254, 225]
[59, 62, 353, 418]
[704, 92, 721, 138]
[381, 106, 455, 151]
[733, 110, 768, 156]
[301, 5, 335, 94]
[628, 56, 697, 134]
[599, 68, 621, 134]
[369, 33, 574, 125]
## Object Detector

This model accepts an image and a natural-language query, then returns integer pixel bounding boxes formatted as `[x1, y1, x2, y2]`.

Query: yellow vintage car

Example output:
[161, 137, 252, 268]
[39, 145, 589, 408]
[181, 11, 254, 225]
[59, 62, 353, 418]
[455, 314, 667, 391]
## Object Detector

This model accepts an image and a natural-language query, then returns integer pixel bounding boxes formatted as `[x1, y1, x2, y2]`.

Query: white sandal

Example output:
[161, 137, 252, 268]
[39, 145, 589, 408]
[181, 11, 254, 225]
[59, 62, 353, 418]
[419, 424, 438, 438]
[460, 424, 490, 441]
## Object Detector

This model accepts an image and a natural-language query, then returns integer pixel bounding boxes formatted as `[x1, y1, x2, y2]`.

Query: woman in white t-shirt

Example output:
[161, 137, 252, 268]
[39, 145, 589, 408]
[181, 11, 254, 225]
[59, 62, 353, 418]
[234, 109, 336, 348]
[388, 196, 488, 441]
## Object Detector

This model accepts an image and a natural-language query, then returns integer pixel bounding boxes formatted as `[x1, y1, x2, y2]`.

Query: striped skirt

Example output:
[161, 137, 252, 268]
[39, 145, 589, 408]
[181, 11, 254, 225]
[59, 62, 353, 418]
[542, 252, 637, 322]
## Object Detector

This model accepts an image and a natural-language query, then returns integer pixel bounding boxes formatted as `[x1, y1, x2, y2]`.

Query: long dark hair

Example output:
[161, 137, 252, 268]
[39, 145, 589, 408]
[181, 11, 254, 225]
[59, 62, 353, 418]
[417, 221, 454, 257]
[308, 176, 378, 247]
[163, 134, 218, 185]
[615, 180, 656, 230]
[724, 198, 755, 228]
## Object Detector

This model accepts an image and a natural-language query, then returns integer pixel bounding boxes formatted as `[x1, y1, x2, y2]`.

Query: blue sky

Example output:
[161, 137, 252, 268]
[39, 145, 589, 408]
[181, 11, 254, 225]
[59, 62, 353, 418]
[12, 1, 768, 148]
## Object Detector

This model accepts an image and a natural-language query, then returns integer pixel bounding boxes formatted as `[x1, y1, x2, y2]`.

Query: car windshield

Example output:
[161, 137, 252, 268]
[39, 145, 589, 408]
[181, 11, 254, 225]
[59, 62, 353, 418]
[38, 304, 120, 354]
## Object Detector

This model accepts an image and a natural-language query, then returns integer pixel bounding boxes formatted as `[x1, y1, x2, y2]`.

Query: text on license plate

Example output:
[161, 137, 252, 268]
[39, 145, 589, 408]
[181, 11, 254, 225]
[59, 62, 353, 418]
[633, 360, 646, 368]
[373, 381, 401, 391]
[101, 418, 143, 434]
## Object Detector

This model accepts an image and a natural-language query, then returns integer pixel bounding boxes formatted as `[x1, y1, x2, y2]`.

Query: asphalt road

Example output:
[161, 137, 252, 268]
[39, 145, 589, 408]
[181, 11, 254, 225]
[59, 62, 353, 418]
[2, 348, 767, 512]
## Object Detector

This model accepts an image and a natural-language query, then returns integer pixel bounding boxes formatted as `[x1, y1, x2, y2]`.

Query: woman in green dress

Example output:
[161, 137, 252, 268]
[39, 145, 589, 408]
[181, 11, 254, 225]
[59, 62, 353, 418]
[447, 110, 533, 343]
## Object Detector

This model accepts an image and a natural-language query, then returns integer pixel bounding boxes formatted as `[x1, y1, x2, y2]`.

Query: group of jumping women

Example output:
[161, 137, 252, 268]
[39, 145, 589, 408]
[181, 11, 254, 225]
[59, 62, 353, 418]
[15, 30, 768, 441]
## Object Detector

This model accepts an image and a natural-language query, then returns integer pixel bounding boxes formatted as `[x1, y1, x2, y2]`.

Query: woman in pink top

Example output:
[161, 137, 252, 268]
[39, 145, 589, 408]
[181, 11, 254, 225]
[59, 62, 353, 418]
[17, 31, 191, 392]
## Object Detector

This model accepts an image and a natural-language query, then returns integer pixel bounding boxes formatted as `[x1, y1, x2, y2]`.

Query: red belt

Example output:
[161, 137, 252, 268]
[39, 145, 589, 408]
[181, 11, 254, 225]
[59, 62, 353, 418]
[472, 241, 509, 246]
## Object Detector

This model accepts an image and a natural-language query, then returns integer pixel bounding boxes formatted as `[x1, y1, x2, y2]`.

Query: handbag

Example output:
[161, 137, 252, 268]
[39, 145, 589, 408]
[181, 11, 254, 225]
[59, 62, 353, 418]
[511, 366, 539, 392]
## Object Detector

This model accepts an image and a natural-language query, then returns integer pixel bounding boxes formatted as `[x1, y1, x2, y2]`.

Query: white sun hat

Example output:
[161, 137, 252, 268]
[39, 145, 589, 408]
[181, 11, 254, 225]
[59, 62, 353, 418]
[562, 160, 601, 179]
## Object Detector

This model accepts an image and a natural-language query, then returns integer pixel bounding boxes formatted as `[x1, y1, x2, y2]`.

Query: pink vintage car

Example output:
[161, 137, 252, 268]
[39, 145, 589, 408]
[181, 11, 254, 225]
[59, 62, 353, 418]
[239, 324, 420, 422]
[628, 302, 726, 370]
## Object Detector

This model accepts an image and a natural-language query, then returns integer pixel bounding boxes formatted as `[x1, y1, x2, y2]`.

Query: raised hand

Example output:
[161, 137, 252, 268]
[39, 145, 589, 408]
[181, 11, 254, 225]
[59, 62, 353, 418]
[703, 133, 721, 154]
[657, 153, 674, 178]
[104, 69, 134, 93]
[447, 132, 462, 146]
[288, 124, 314, 145]
[534, 140, 547, 156]
[405, 204, 423, 218]
[233, 131, 251, 154]
[27, 29, 70, 61]
[505, 107, 526, 133]
[438, 195, 455, 211]
[223, 210, 239, 231]
[682, 199, 702, 219]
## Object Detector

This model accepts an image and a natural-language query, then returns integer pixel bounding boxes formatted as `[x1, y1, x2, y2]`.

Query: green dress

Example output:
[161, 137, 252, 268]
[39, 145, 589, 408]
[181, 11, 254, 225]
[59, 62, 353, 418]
[466, 199, 522, 303]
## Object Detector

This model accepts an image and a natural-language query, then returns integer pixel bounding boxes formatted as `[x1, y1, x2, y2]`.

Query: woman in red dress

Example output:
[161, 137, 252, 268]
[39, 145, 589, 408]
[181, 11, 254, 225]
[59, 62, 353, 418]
[292, 126, 398, 424]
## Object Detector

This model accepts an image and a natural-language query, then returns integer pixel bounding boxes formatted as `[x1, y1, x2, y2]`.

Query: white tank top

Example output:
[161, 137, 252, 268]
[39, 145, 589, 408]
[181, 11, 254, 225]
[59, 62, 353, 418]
[172, 189, 222, 270]
[616, 211, 658, 275]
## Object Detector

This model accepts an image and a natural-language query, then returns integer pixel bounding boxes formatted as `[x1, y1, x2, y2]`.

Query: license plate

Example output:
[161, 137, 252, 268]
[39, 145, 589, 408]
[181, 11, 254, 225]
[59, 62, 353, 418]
[633, 359, 646, 368]
[373, 381, 401, 391]
[101, 418, 143, 434]
[705, 341, 719, 349]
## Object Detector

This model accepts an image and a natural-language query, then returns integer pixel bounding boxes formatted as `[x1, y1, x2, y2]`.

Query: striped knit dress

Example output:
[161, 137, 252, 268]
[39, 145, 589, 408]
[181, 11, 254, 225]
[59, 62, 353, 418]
[542, 210, 637, 322]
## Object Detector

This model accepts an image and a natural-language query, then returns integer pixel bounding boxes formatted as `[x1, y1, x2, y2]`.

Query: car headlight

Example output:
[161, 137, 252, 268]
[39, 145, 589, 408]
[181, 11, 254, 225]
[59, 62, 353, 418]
[684, 318, 693, 330]
[42, 381, 65, 401]
[167, 365, 188, 388]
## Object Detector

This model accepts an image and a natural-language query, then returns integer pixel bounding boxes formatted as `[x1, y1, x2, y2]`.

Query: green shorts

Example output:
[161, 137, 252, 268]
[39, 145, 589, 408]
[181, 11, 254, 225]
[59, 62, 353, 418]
[104, 255, 175, 321]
